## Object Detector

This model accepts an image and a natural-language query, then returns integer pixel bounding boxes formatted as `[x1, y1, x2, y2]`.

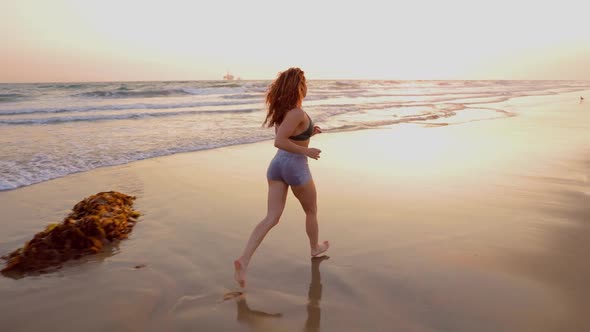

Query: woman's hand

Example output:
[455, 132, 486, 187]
[312, 126, 322, 136]
[305, 147, 322, 160]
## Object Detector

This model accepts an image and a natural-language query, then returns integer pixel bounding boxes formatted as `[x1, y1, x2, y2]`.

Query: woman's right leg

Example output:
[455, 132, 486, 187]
[291, 178, 329, 257]
[234, 180, 289, 287]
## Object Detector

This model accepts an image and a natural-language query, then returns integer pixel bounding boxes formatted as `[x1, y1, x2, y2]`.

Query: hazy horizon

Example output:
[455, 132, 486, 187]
[3, 0, 589, 83]
[3, 78, 590, 85]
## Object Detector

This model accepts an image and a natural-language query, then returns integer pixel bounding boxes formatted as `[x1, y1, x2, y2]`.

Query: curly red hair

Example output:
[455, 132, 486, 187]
[263, 67, 307, 127]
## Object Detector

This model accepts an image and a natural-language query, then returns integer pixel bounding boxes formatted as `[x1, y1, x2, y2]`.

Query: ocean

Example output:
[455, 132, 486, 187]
[1, 80, 588, 191]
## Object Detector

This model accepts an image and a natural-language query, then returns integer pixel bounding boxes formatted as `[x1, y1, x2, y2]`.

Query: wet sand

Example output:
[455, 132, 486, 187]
[1, 91, 589, 331]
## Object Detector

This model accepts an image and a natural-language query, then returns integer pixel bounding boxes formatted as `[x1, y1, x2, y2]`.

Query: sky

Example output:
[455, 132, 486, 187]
[1, 0, 589, 82]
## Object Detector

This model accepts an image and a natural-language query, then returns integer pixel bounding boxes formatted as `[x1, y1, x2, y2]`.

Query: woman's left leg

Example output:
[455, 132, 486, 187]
[234, 180, 289, 287]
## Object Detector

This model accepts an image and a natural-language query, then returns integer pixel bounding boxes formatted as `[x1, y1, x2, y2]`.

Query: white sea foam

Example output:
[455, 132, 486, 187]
[0, 108, 261, 125]
[0, 100, 257, 116]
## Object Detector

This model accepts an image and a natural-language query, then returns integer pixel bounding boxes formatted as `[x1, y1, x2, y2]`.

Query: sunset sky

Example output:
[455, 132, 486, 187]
[2, 0, 589, 82]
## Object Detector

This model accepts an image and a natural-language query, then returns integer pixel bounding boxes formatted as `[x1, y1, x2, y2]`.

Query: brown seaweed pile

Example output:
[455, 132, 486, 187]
[1, 191, 140, 276]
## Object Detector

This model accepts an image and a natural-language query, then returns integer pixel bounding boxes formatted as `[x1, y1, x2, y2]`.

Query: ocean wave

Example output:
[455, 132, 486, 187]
[0, 93, 26, 103]
[76, 88, 184, 98]
[221, 93, 263, 100]
[36, 84, 85, 89]
[0, 100, 257, 116]
[208, 82, 242, 88]
[0, 108, 261, 125]
[180, 87, 246, 95]
[76, 86, 245, 99]
[0, 134, 274, 191]
[61, 84, 86, 89]
[321, 102, 516, 133]
[243, 81, 271, 89]
[330, 81, 362, 89]
[324, 109, 489, 133]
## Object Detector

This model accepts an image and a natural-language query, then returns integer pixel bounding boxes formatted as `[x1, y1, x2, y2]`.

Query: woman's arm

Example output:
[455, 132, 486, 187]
[274, 109, 321, 159]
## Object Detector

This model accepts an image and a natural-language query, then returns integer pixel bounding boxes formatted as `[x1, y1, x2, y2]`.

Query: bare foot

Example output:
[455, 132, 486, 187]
[234, 259, 246, 288]
[311, 241, 330, 257]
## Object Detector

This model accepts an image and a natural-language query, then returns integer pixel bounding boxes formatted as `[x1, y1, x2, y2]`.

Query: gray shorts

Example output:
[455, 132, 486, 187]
[266, 149, 312, 186]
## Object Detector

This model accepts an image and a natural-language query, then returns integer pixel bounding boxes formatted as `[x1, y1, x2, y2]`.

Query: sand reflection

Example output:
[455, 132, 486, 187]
[235, 295, 283, 330]
[304, 255, 328, 332]
[235, 256, 329, 331]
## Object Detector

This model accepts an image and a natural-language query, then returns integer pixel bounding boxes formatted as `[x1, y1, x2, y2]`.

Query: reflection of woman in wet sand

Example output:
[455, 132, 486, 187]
[234, 68, 329, 288]
[235, 256, 329, 331]
[304, 256, 329, 332]
[236, 295, 283, 328]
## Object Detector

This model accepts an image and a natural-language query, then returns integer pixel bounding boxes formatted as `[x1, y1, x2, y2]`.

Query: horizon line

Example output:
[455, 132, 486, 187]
[2, 78, 590, 84]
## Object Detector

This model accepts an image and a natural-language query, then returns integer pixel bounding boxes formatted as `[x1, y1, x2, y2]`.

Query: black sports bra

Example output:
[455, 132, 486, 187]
[289, 113, 313, 141]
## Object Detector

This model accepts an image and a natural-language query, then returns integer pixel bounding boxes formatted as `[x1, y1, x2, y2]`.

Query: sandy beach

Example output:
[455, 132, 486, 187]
[1, 90, 589, 331]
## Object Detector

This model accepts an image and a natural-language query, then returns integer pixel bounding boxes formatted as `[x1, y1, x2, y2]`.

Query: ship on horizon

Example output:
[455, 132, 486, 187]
[223, 71, 241, 80]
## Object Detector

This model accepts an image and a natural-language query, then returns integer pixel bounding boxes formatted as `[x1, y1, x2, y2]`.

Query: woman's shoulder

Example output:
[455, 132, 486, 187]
[285, 107, 305, 119]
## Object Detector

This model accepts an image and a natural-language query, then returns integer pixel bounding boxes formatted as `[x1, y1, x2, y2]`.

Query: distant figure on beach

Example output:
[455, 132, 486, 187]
[581, 96, 585, 103]
[234, 68, 329, 287]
